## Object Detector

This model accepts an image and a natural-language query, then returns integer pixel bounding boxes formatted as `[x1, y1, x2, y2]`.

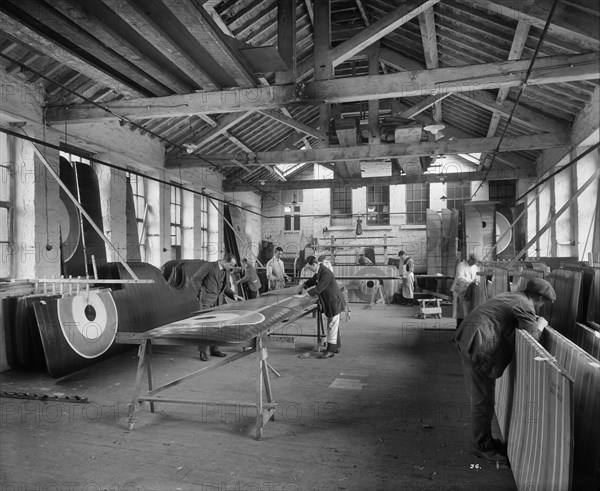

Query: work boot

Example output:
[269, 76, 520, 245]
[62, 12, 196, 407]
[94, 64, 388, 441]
[471, 445, 509, 465]
[492, 438, 508, 456]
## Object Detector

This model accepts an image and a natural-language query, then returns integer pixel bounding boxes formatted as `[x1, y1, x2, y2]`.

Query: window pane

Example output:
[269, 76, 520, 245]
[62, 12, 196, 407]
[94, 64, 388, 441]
[284, 215, 291, 230]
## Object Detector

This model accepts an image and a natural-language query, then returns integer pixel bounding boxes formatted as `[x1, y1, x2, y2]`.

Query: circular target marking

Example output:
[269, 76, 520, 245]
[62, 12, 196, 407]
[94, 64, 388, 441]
[495, 211, 512, 254]
[349, 266, 389, 302]
[57, 291, 118, 359]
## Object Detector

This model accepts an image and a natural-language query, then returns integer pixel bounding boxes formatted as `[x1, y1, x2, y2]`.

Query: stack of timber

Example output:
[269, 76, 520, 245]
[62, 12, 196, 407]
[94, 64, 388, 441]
[541, 326, 600, 490]
[495, 330, 574, 491]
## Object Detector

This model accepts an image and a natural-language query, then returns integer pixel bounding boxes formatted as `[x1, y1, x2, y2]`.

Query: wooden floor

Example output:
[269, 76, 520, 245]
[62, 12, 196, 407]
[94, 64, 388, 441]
[0, 304, 517, 491]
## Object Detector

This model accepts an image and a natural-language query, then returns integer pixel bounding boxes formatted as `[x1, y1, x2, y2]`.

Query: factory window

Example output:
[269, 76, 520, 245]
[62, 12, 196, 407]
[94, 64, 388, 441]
[59, 150, 91, 166]
[331, 187, 353, 226]
[127, 173, 147, 261]
[446, 182, 471, 212]
[0, 133, 14, 279]
[284, 205, 301, 231]
[367, 185, 390, 225]
[200, 194, 209, 260]
[489, 180, 516, 207]
[406, 183, 428, 224]
[170, 184, 182, 250]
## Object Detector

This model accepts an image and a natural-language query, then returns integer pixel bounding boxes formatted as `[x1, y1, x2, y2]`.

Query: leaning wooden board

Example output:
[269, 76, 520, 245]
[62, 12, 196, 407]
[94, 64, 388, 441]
[547, 269, 582, 341]
[541, 326, 600, 490]
[574, 322, 600, 361]
[495, 329, 574, 491]
[426, 209, 442, 274]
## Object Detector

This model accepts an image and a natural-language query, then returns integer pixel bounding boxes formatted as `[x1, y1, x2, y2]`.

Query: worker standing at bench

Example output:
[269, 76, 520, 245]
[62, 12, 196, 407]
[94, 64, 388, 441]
[191, 253, 245, 361]
[453, 278, 556, 466]
[299, 256, 345, 359]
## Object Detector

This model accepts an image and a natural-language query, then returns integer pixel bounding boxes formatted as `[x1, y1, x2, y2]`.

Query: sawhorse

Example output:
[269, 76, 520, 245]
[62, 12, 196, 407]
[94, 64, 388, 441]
[366, 280, 388, 309]
[117, 332, 277, 440]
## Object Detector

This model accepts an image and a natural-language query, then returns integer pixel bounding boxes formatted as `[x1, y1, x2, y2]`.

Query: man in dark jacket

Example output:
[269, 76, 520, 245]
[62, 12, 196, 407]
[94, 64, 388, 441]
[453, 278, 556, 465]
[299, 256, 345, 358]
[191, 253, 244, 361]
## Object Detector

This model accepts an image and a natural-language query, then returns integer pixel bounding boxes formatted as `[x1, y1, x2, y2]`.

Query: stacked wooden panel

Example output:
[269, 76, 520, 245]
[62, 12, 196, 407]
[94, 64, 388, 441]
[495, 330, 574, 491]
[472, 266, 510, 309]
[547, 269, 582, 341]
[587, 268, 600, 324]
[510, 267, 545, 292]
[541, 327, 600, 490]
[574, 322, 600, 360]
[426, 209, 442, 274]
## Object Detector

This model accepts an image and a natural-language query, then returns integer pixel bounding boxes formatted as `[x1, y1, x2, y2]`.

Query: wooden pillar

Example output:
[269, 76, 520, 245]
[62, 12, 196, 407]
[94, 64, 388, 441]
[368, 43, 380, 144]
[275, 0, 296, 85]
[314, 0, 332, 148]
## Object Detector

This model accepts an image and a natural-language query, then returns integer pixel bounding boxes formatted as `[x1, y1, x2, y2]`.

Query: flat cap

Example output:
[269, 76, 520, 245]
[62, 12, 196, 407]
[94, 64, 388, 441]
[525, 278, 556, 302]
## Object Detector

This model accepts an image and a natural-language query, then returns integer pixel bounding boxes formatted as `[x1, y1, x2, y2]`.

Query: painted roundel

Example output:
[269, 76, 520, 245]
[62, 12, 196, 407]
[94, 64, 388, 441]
[57, 291, 118, 359]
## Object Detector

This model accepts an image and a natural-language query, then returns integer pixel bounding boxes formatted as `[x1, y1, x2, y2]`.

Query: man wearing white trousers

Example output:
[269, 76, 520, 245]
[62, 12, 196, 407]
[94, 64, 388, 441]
[299, 256, 345, 358]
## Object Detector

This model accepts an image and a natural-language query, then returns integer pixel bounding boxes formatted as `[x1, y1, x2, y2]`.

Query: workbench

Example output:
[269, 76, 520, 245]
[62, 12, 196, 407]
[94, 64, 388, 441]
[116, 289, 318, 440]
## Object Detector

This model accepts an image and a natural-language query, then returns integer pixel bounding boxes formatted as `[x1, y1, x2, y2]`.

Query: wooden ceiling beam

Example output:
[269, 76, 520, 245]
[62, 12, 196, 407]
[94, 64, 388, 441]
[0, 11, 140, 97]
[296, 0, 442, 81]
[160, 0, 256, 88]
[257, 110, 321, 139]
[480, 19, 531, 168]
[49, 0, 192, 94]
[223, 168, 530, 192]
[46, 51, 599, 124]
[275, 0, 297, 85]
[165, 111, 252, 161]
[398, 93, 451, 119]
[468, 0, 600, 52]
[97, 0, 219, 91]
[418, 7, 442, 122]
[377, 49, 571, 135]
[169, 132, 570, 168]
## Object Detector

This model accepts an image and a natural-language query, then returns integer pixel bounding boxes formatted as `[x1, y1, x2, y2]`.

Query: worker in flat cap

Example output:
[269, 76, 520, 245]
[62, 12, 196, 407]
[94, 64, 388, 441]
[450, 252, 481, 328]
[452, 278, 556, 466]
